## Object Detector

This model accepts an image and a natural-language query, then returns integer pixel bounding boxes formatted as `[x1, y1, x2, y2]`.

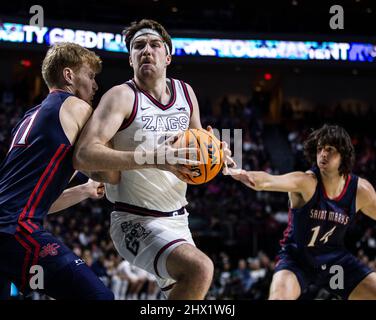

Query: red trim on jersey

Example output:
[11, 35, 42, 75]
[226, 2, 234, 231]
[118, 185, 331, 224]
[322, 174, 351, 202]
[14, 233, 32, 292]
[18, 144, 69, 233]
[15, 229, 41, 292]
[118, 82, 138, 131]
[28, 145, 71, 220]
[133, 78, 176, 110]
[280, 208, 293, 246]
[179, 80, 193, 116]
[18, 228, 41, 271]
[21, 231, 40, 268]
[153, 239, 186, 278]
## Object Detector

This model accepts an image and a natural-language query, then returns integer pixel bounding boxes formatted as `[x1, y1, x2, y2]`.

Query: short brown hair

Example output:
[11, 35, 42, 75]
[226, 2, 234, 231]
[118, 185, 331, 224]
[303, 124, 355, 176]
[123, 19, 172, 54]
[42, 42, 102, 89]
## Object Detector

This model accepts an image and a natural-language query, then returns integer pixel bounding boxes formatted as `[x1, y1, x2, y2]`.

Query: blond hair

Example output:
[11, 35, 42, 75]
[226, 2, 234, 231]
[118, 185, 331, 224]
[42, 42, 102, 89]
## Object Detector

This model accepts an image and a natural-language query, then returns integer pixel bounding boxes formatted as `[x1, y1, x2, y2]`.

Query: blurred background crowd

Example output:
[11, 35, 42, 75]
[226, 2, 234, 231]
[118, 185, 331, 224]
[1, 0, 376, 300]
[1, 86, 376, 300]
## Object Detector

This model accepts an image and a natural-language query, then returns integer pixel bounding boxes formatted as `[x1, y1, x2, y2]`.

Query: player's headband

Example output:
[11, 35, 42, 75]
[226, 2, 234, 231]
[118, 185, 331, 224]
[129, 28, 171, 55]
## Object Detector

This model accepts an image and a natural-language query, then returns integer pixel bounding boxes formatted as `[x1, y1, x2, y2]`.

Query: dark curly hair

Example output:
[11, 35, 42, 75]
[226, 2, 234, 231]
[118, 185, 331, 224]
[303, 124, 355, 176]
[122, 19, 172, 55]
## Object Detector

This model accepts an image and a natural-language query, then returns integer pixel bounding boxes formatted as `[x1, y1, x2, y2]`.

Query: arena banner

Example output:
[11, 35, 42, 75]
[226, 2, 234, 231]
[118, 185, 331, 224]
[0, 21, 375, 62]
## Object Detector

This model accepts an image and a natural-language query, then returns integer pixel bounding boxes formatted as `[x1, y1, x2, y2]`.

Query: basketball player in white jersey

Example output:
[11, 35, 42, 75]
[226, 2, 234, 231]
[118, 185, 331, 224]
[74, 19, 233, 299]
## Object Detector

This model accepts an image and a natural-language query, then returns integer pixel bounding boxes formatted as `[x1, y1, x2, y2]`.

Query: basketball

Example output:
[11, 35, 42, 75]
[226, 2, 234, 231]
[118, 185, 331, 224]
[175, 128, 224, 184]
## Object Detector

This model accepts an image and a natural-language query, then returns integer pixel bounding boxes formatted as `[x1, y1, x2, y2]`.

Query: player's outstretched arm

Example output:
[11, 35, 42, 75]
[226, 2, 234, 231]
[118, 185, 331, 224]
[48, 179, 104, 214]
[357, 178, 376, 220]
[226, 169, 316, 194]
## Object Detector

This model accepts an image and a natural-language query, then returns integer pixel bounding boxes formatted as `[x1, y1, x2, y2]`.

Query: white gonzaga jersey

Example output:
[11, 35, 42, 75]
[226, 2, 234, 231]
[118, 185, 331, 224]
[106, 78, 193, 212]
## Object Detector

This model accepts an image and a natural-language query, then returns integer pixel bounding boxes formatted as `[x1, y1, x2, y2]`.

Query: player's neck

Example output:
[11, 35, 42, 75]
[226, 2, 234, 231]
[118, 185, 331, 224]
[50, 86, 74, 95]
[320, 171, 347, 199]
[134, 76, 170, 104]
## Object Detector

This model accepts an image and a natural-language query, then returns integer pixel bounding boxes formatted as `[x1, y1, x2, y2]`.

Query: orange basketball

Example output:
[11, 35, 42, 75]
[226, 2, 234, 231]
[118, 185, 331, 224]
[175, 128, 223, 185]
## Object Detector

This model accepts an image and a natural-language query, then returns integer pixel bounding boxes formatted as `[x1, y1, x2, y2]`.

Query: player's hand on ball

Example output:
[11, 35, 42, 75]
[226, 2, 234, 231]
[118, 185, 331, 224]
[84, 179, 105, 199]
[155, 133, 201, 166]
[163, 163, 200, 183]
[154, 133, 201, 182]
[221, 141, 236, 170]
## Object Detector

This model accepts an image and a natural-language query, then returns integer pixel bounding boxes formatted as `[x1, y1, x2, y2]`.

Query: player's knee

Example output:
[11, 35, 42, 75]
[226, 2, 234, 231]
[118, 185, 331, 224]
[167, 246, 213, 287]
[268, 284, 299, 300]
[186, 255, 214, 285]
[200, 256, 214, 283]
[268, 290, 285, 300]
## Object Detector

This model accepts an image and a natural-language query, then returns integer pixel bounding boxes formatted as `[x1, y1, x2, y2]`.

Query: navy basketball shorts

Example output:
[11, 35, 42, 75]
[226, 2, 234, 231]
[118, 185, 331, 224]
[275, 251, 373, 299]
[0, 229, 113, 300]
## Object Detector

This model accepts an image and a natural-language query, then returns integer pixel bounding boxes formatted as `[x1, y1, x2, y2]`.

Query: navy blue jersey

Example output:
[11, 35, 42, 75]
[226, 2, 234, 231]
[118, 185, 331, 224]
[0, 90, 75, 234]
[280, 166, 359, 267]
